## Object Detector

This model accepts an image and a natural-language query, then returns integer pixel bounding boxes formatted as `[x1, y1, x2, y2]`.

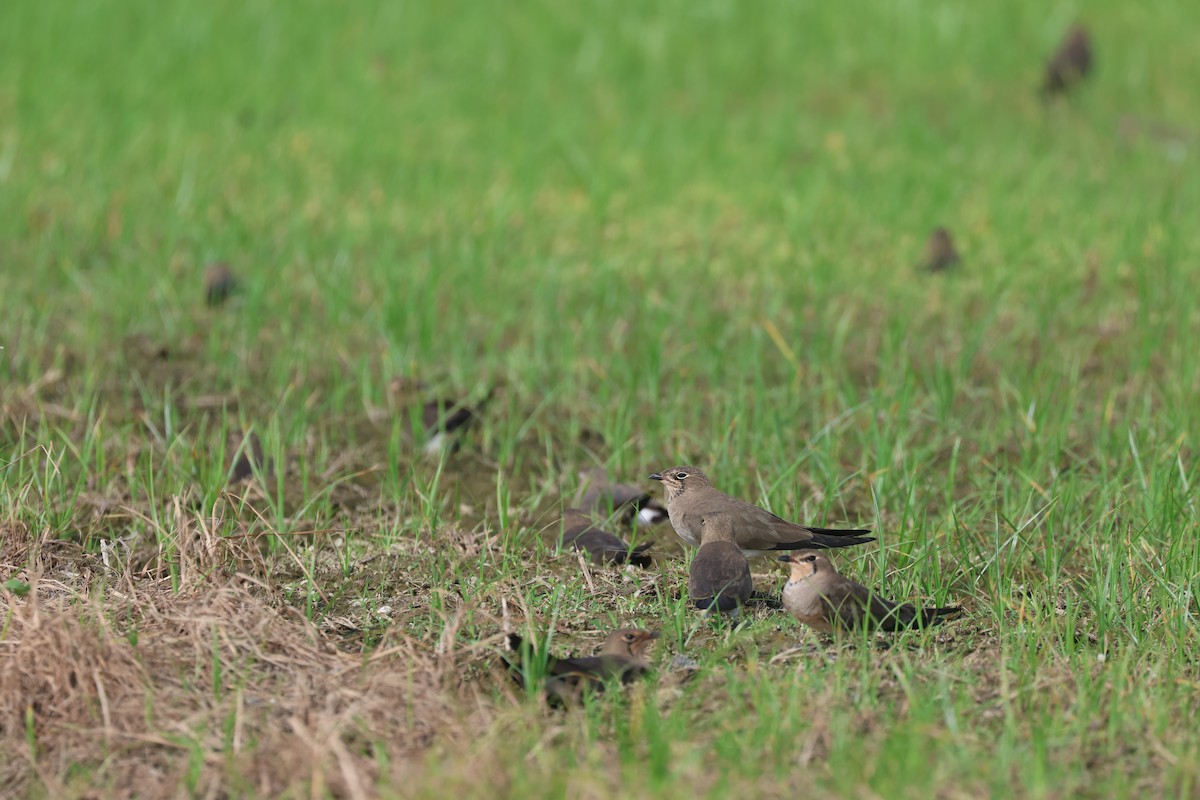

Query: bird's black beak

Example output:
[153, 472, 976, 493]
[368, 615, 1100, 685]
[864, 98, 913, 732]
[648, 473, 663, 481]
[777, 555, 793, 563]
[647, 630, 661, 639]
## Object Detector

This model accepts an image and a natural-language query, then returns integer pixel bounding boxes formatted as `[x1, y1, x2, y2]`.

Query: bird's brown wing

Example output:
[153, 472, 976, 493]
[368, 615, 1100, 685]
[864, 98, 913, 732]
[542, 655, 648, 704]
[821, 581, 945, 632]
[851, 584, 962, 631]
[865, 594, 916, 631]
[506, 637, 641, 704]
[562, 524, 621, 552]
[609, 482, 653, 510]
[549, 654, 643, 682]
[579, 482, 655, 520]
[690, 491, 871, 550]
[688, 543, 753, 611]
[815, 579, 891, 631]
[749, 503, 874, 548]
[424, 400, 478, 433]
[896, 603, 961, 630]
[623, 542, 654, 568]
[228, 436, 269, 485]
[562, 526, 651, 567]
[542, 659, 604, 706]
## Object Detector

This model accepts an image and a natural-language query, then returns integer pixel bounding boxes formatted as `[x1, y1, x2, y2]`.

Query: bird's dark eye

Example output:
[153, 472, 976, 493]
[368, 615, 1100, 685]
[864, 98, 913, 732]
[675, 472, 688, 480]
[623, 633, 636, 642]
[804, 555, 817, 562]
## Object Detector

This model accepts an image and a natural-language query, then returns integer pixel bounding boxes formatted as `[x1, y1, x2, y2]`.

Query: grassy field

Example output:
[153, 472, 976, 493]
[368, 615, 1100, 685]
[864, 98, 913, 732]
[3, 0, 1199, 797]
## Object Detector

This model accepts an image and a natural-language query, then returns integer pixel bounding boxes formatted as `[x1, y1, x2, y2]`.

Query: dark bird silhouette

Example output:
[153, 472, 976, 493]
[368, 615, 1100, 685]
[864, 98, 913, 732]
[388, 376, 492, 450]
[228, 432, 271, 485]
[204, 262, 238, 307]
[391, 378, 494, 454]
[420, 397, 483, 454]
[1043, 25, 1093, 98]
[920, 227, 960, 273]
[688, 512, 753, 615]
[559, 509, 653, 568]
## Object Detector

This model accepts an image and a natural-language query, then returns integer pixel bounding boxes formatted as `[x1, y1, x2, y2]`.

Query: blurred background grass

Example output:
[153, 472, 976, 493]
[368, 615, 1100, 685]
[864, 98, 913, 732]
[4, 0, 1198, 530]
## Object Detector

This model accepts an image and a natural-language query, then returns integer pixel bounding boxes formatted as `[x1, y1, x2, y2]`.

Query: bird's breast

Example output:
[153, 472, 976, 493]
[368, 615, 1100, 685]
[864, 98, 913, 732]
[668, 509, 699, 546]
[782, 581, 822, 615]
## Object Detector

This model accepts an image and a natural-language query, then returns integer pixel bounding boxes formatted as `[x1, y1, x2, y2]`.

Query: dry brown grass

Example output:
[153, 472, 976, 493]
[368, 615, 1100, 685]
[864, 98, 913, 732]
[0, 523, 491, 800]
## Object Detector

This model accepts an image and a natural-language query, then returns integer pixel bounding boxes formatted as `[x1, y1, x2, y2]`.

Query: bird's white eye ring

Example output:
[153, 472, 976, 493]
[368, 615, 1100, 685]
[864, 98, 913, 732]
[676, 472, 688, 480]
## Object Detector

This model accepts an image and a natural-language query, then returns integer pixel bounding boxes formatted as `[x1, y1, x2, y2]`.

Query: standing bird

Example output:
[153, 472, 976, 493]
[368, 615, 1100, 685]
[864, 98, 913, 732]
[648, 466, 873, 556]
[559, 508, 653, 568]
[574, 467, 668, 524]
[688, 512, 753, 615]
[1043, 25, 1093, 98]
[779, 553, 960, 634]
[204, 262, 238, 307]
[503, 628, 659, 704]
[920, 227, 960, 273]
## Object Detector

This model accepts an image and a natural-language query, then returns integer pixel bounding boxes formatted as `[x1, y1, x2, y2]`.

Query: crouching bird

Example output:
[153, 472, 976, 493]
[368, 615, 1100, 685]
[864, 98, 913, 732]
[503, 628, 658, 705]
[419, 392, 491, 455]
[559, 509, 653, 568]
[779, 553, 961, 634]
[574, 467, 668, 525]
[688, 512, 753, 616]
